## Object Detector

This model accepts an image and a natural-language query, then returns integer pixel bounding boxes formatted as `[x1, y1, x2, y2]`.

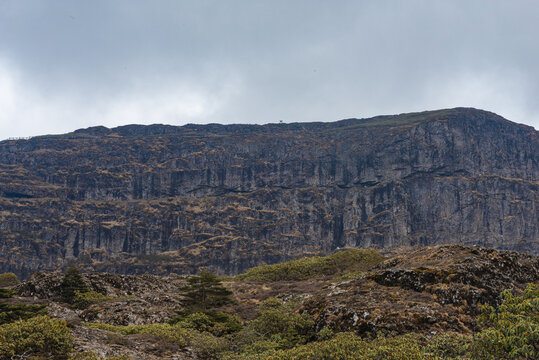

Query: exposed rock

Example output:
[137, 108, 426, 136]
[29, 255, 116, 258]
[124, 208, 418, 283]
[301, 244, 538, 335]
[0, 108, 537, 277]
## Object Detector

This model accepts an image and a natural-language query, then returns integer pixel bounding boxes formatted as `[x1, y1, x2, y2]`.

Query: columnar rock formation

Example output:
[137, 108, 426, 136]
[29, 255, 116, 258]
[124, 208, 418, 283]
[0, 108, 537, 277]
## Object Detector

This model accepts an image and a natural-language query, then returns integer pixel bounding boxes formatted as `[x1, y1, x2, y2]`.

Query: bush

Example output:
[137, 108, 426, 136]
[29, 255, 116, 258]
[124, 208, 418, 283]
[0, 303, 47, 325]
[471, 283, 538, 359]
[236, 249, 384, 282]
[227, 332, 429, 360]
[86, 322, 192, 347]
[191, 331, 230, 360]
[233, 298, 315, 351]
[73, 290, 114, 309]
[0, 315, 73, 359]
[316, 326, 334, 341]
[423, 332, 471, 358]
[170, 311, 243, 336]
[0, 289, 15, 299]
[0, 273, 19, 287]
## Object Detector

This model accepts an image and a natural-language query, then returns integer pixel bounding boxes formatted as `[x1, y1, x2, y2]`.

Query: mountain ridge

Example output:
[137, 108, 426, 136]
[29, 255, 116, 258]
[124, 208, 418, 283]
[0, 108, 537, 278]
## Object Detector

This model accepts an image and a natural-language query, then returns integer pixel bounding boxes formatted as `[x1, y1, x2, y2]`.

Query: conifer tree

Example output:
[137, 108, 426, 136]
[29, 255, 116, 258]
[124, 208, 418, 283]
[60, 265, 89, 304]
[179, 270, 233, 311]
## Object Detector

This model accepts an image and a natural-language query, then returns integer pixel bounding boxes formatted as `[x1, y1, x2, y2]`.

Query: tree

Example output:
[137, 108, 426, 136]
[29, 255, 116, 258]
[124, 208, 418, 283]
[60, 265, 89, 304]
[179, 270, 233, 311]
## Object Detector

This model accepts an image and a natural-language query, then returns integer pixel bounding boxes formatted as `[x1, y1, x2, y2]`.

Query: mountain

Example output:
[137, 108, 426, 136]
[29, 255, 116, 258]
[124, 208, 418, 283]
[0, 108, 537, 278]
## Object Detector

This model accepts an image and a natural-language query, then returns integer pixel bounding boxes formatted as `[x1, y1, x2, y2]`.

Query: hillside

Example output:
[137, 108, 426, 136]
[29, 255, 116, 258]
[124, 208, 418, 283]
[0, 108, 537, 277]
[3, 245, 538, 359]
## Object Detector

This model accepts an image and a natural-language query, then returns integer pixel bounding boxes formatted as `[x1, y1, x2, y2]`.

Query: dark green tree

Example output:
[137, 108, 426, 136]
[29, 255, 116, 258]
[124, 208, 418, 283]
[179, 270, 233, 311]
[60, 265, 89, 304]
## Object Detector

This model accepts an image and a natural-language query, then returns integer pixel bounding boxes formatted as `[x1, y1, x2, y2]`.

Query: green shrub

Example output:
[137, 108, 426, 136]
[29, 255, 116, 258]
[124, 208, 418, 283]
[0, 315, 73, 359]
[316, 326, 335, 341]
[361, 334, 425, 360]
[0, 273, 19, 287]
[423, 331, 471, 359]
[471, 283, 538, 360]
[236, 249, 384, 282]
[73, 290, 114, 309]
[227, 332, 429, 360]
[191, 331, 230, 360]
[170, 311, 243, 336]
[0, 303, 47, 325]
[0, 289, 15, 299]
[232, 298, 315, 352]
[86, 322, 192, 347]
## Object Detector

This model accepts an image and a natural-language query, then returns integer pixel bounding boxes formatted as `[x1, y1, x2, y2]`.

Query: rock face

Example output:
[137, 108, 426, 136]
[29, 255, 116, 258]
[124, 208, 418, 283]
[0, 108, 537, 277]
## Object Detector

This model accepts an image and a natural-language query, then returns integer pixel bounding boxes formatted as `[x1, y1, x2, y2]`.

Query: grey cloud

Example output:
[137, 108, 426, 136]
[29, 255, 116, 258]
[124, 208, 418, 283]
[0, 0, 538, 138]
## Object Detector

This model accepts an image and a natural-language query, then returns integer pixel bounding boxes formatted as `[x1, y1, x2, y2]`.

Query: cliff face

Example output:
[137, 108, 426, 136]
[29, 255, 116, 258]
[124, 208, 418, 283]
[0, 108, 537, 277]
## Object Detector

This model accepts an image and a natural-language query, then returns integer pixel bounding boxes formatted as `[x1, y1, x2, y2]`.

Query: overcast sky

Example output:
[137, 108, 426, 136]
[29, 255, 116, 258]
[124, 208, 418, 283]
[1, 0, 538, 139]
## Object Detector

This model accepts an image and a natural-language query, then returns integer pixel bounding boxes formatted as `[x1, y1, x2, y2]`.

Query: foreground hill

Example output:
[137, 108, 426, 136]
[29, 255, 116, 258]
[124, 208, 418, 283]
[0, 108, 537, 277]
[3, 245, 538, 359]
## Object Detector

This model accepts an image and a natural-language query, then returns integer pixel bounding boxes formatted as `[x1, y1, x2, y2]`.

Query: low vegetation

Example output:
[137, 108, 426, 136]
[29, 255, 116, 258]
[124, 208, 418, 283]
[471, 283, 538, 359]
[72, 290, 114, 310]
[236, 249, 385, 282]
[0, 251, 536, 359]
[0, 302, 47, 325]
[0, 289, 15, 299]
[0, 315, 73, 359]
[87, 322, 193, 348]
[0, 272, 19, 287]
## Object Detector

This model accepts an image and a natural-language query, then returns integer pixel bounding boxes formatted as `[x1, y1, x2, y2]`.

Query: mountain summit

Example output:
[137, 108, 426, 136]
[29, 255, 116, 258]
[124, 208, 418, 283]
[0, 108, 537, 278]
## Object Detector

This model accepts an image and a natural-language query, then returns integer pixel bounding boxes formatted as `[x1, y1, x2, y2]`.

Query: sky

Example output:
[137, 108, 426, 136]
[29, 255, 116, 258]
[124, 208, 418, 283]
[1, 0, 538, 139]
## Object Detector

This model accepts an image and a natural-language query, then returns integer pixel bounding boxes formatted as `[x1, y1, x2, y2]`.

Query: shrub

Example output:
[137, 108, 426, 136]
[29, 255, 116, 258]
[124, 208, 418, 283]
[236, 249, 384, 282]
[233, 298, 315, 352]
[0, 289, 15, 299]
[0, 303, 47, 325]
[191, 331, 230, 360]
[0, 272, 19, 287]
[73, 290, 114, 309]
[0, 315, 73, 359]
[86, 322, 192, 347]
[316, 326, 334, 341]
[60, 265, 89, 304]
[423, 331, 471, 359]
[170, 311, 243, 336]
[228, 332, 429, 360]
[471, 283, 538, 360]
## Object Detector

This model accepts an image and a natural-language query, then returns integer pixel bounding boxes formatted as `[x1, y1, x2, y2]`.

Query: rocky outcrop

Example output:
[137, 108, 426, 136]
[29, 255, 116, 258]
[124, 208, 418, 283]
[0, 108, 537, 277]
[302, 244, 539, 335]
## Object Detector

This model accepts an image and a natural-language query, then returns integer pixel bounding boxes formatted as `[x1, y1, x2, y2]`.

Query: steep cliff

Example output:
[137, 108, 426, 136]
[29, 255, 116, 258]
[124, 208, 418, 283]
[0, 108, 537, 277]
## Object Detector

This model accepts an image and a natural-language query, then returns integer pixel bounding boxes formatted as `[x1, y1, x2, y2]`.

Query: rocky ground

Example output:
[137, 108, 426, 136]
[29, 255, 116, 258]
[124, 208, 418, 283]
[3, 244, 536, 359]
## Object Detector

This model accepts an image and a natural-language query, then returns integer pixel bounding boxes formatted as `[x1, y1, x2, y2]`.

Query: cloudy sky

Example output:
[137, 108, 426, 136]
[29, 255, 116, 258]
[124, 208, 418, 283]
[1, 0, 538, 139]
